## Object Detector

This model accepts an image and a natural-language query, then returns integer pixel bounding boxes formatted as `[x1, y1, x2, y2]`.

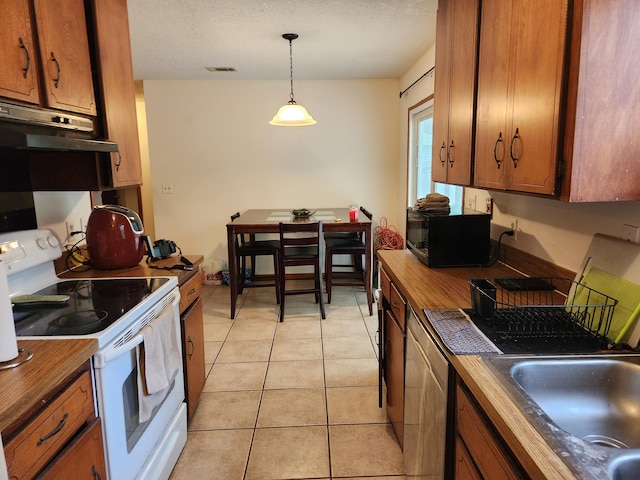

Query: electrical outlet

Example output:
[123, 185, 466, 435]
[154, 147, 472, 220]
[510, 218, 518, 241]
[465, 194, 476, 211]
[161, 184, 174, 194]
[66, 221, 74, 240]
[622, 224, 640, 244]
[485, 198, 493, 217]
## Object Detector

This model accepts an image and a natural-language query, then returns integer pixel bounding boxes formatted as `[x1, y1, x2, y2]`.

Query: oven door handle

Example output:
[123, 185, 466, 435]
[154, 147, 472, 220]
[94, 333, 144, 368]
[92, 294, 180, 368]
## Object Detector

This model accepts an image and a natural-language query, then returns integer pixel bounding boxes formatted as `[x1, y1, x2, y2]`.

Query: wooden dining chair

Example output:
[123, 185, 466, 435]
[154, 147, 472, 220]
[278, 221, 326, 321]
[230, 212, 280, 302]
[325, 206, 372, 305]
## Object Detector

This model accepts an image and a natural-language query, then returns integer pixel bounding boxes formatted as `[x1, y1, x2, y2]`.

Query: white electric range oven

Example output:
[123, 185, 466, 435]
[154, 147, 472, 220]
[1, 229, 186, 480]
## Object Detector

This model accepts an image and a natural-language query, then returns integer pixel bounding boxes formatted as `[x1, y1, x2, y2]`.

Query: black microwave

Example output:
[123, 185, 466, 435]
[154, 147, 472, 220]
[406, 207, 490, 267]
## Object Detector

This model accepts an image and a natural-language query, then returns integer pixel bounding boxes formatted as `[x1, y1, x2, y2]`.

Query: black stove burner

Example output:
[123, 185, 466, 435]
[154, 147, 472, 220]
[50, 309, 109, 334]
[14, 278, 168, 337]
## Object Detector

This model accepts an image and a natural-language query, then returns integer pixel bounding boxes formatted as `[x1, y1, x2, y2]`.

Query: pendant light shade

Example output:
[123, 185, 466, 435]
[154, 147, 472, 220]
[269, 33, 317, 126]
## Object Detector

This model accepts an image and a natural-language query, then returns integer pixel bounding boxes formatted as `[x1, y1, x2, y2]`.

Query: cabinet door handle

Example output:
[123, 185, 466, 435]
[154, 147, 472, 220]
[37, 412, 68, 446]
[115, 151, 122, 172]
[510, 128, 521, 168]
[92, 465, 103, 480]
[50, 51, 61, 88]
[439, 142, 446, 166]
[187, 336, 195, 359]
[448, 140, 455, 167]
[19, 37, 30, 79]
[493, 132, 503, 169]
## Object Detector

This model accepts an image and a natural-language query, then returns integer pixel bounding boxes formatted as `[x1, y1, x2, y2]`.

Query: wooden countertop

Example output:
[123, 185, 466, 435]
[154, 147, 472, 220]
[0, 339, 98, 434]
[59, 255, 204, 287]
[377, 249, 578, 480]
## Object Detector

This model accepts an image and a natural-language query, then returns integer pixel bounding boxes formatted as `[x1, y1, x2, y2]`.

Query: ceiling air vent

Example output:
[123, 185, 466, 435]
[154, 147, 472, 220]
[205, 67, 237, 72]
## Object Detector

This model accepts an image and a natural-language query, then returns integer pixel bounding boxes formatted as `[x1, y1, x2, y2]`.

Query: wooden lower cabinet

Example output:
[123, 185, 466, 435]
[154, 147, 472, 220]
[178, 270, 205, 421]
[455, 383, 527, 480]
[38, 418, 106, 480]
[455, 436, 482, 480]
[384, 310, 404, 447]
[3, 362, 105, 480]
[181, 296, 205, 421]
[380, 265, 407, 447]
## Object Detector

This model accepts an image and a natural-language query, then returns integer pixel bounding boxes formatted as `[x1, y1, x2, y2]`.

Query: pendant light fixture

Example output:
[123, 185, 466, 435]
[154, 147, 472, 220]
[269, 33, 317, 126]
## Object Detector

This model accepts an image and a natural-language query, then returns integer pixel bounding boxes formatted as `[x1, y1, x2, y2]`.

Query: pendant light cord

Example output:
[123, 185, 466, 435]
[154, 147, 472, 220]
[288, 38, 295, 103]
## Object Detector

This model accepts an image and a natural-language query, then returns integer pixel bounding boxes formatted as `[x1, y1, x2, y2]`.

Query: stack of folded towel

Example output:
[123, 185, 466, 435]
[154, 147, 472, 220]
[414, 193, 451, 215]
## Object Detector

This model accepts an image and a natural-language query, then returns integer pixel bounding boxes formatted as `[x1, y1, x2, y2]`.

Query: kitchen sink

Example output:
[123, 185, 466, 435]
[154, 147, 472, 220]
[609, 454, 640, 480]
[486, 354, 640, 479]
[509, 357, 640, 449]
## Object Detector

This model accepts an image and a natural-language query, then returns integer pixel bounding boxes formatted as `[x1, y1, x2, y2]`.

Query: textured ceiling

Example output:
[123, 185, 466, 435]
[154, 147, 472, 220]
[127, 0, 438, 80]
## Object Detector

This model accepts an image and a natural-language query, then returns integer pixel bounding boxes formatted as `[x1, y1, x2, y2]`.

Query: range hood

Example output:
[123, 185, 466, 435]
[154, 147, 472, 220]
[0, 102, 118, 153]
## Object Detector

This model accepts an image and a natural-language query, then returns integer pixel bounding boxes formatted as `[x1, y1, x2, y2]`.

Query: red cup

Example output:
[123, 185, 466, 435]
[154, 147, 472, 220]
[349, 208, 358, 221]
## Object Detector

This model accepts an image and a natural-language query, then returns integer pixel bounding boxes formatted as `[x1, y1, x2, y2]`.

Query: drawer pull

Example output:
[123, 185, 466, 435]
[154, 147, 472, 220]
[448, 139, 455, 167]
[493, 132, 504, 169]
[187, 336, 195, 359]
[19, 37, 31, 78]
[439, 142, 447, 166]
[50, 51, 61, 88]
[188, 288, 196, 296]
[37, 413, 68, 446]
[92, 465, 103, 480]
[510, 127, 521, 168]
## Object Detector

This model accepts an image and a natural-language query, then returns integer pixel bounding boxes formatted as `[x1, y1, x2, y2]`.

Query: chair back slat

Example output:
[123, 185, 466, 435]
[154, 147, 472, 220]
[359, 206, 373, 220]
[280, 222, 322, 248]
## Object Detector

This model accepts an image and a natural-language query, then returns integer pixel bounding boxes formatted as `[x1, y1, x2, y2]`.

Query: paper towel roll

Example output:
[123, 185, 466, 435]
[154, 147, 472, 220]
[0, 260, 18, 362]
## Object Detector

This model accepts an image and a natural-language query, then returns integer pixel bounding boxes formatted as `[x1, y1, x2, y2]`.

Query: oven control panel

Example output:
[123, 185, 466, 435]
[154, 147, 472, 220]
[0, 229, 61, 275]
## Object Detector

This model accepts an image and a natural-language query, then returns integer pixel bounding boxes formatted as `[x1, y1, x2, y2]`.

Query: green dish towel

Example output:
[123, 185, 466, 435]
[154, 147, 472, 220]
[570, 267, 640, 342]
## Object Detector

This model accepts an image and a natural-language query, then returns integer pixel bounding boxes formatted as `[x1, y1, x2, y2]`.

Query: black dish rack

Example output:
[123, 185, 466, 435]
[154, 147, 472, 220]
[469, 277, 618, 343]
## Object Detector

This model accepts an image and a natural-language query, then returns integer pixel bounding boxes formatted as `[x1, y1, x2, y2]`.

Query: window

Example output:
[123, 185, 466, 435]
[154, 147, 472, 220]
[408, 98, 462, 212]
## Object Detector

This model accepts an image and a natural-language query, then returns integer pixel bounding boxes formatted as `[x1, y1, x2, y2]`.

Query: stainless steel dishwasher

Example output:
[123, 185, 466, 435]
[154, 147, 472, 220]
[404, 305, 449, 479]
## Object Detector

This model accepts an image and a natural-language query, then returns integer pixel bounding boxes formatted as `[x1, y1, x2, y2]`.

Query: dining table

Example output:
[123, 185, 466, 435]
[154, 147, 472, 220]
[226, 208, 373, 319]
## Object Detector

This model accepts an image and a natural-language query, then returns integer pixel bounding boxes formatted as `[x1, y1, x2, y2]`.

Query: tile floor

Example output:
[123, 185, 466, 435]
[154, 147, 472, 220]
[169, 281, 406, 480]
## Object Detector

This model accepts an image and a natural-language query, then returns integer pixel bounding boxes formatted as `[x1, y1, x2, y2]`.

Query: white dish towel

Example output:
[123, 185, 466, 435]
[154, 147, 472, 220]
[137, 305, 181, 423]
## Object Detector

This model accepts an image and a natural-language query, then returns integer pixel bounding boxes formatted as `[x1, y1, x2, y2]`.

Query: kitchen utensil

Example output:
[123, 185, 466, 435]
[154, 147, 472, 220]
[573, 234, 640, 345]
[11, 294, 70, 306]
[572, 266, 640, 342]
[86, 205, 145, 269]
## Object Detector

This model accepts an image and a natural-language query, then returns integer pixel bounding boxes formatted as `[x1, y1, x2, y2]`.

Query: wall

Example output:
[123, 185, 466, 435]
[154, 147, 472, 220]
[135, 81, 156, 238]
[397, 46, 436, 236]
[143, 79, 401, 267]
[33, 191, 92, 247]
[469, 188, 640, 273]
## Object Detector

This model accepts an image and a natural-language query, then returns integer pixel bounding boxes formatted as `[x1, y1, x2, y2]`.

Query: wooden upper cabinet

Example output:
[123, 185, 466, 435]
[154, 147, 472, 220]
[474, 0, 568, 195]
[561, 0, 640, 202]
[432, 0, 479, 186]
[90, 0, 143, 187]
[33, 0, 97, 116]
[0, 0, 41, 104]
[432, 0, 451, 184]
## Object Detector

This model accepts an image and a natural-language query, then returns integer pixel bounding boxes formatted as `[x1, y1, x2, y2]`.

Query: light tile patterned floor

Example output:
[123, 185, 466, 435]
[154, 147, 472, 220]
[169, 282, 406, 480]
